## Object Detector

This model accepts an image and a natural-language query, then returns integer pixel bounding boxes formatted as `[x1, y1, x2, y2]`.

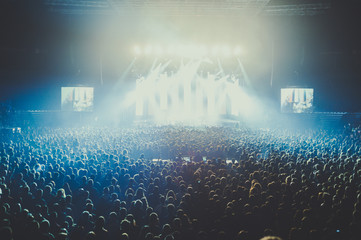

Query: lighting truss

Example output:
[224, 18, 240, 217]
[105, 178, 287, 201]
[44, 0, 332, 16]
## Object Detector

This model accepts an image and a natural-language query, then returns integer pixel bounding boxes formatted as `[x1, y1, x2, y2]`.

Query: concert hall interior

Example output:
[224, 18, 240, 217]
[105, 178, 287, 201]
[1, 1, 361, 240]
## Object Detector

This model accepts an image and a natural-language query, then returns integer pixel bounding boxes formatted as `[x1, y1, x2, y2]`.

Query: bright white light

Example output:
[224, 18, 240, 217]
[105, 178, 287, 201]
[207, 74, 216, 115]
[172, 45, 208, 58]
[154, 45, 163, 55]
[171, 74, 180, 118]
[184, 78, 192, 115]
[211, 46, 220, 56]
[195, 77, 204, 117]
[159, 74, 168, 110]
[182, 45, 197, 58]
[124, 58, 263, 124]
[199, 45, 208, 56]
[221, 45, 231, 57]
[228, 81, 240, 116]
[233, 46, 242, 55]
[166, 45, 176, 55]
[175, 45, 184, 56]
[135, 78, 144, 116]
[134, 45, 142, 55]
[134, 44, 242, 58]
[144, 45, 153, 55]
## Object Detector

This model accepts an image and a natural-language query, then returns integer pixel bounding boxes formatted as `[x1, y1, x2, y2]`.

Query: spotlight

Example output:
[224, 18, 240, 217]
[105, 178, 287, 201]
[144, 45, 153, 55]
[134, 45, 142, 55]
[221, 45, 231, 57]
[233, 46, 242, 56]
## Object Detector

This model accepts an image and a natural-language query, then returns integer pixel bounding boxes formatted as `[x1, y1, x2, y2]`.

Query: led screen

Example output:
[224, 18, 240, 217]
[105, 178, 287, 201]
[281, 88, 313, 113]
[61, 87, 94, 112]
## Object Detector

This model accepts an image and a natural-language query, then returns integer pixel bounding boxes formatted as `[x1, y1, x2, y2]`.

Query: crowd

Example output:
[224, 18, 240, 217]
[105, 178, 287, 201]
[1, 125, 361, 240]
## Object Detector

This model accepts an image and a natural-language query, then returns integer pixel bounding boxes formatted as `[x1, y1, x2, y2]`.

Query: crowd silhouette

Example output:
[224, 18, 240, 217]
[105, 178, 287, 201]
[1, 125, 361, 240]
